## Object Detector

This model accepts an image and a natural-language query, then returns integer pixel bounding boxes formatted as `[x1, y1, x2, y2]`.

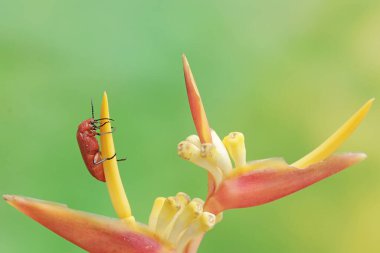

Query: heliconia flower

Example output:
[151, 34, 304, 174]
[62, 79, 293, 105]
[3, 57, 373, 253]
[179, 54, 373, 215]
[4, 92, 217, 253]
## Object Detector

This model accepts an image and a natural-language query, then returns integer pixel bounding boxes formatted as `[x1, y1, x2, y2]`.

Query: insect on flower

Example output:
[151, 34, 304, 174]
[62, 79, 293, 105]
[2, 58, 374, 253]
[4, 93, 218, 253]
[76, 100, 126, 182]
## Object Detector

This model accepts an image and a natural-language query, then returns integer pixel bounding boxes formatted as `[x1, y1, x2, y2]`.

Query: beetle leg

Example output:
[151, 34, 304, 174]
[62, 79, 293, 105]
[93, 154, 115, 165]
[93, 153, 125, 165]
[93, 157, 107, 165]
[93, 117, 115, 122]
[92, 121, 111, 129]
[99, 121, 110, 127]
[96, 127, 117, 135]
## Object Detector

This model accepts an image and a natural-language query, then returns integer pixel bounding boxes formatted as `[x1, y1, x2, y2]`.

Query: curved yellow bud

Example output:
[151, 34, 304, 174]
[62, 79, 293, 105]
[176, 212, 216, 252]
[155, 197, 181, 235]
[166, 198, 203, 243]
[223, 132, 247, 168]
[149, 197, 166, 230]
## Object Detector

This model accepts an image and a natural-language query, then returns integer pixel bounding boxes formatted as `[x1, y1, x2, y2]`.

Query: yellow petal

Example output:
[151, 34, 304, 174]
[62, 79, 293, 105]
[177, 140, 224, 187]
[165, 198, 203, 243]
[176, 212, 215, 252]
[149, 197, 166, 230]
[223, 132, 247, 168]
[155, 197, 181, 235]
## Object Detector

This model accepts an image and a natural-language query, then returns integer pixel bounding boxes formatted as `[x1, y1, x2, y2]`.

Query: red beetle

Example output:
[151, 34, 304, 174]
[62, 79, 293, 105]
[76, 101, 123, 182]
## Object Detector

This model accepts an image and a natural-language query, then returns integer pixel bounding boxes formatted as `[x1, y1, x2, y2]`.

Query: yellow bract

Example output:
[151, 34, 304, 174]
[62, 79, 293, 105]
[292, 98, 374, 169]
[100, 92, 133, 221]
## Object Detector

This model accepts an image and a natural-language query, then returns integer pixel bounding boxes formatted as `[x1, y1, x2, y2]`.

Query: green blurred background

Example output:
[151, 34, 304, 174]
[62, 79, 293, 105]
[0, 0, 379, 252]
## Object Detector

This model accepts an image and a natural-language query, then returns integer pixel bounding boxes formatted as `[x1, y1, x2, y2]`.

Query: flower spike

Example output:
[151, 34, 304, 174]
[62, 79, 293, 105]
[292, 98, 374, 168]
[3, 56, 373, 253]
[182, 54, 212, 144]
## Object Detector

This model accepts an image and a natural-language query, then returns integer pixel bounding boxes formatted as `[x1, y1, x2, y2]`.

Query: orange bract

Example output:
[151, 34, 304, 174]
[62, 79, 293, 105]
[182, 55, 212, 144]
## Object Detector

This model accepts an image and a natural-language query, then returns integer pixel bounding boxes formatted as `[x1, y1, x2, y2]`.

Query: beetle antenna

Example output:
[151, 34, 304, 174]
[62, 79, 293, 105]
[91, 99, 95, 119]
[117, 157, 127, 162]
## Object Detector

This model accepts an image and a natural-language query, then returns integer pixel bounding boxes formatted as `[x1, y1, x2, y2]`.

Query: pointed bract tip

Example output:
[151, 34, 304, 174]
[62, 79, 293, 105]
[101, 92, 109, 112]
[352, 152, 367, 161]
[182, 54, 191, 73]
[3, 194, 12, 202]
[182, 53, 187, 62]
[181, 55, 212, 144]
[363, 98, 375, 111]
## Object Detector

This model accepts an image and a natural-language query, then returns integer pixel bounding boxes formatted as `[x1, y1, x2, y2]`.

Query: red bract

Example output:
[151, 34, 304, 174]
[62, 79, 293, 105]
[204, 153, 366, 214]
[4, 195, 174, 253]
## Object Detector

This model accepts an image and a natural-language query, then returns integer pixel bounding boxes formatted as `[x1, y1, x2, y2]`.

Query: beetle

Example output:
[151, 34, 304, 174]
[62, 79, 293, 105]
[76, 101, 124, 182]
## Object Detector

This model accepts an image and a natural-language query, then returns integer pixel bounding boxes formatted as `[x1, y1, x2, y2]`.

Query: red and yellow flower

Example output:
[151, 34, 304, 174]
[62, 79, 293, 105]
[4, 56, 373, 253]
